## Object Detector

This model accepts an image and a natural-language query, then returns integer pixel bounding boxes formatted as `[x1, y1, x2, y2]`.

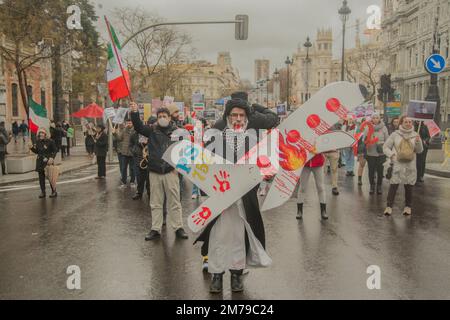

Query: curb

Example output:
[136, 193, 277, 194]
[0, 163, 95, 187]
[426, 168, 450, 178]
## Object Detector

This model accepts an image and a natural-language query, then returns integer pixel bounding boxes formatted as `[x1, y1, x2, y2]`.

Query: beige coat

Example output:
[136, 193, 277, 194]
[383, 127, 423, 185]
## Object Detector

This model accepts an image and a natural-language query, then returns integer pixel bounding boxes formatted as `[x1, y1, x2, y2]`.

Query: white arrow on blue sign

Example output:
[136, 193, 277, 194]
[425, 54, 446, 74]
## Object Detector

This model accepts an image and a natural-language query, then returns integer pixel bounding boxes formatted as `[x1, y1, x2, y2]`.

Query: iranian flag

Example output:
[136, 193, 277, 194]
[29, 99, 50, 134]
[105, 18, 131, 102]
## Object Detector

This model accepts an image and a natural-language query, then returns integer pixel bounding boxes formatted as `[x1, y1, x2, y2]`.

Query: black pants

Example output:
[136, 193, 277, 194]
[0, 151, 6, 174]
[97, 156, 106, 177]
[416, 148, 428, 180]
[38, 170, 55, 194]
[367, 155, 386, 186]
[387, 184, 413, 207]
[136, 167, 150, 196]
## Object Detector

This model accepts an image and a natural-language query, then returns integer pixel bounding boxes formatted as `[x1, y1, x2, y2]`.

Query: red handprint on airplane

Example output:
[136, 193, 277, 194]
[213, 170, 231, 193]
[192, 207, 212, 226]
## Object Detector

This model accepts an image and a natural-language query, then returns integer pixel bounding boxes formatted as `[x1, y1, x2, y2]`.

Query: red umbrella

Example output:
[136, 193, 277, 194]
[72, 103, 104, 118]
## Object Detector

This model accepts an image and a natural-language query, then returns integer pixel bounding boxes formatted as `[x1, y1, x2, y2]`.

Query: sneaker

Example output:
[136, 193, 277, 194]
[49, 192, 58, 198]
[38, 193, 46, 199]
[202, 256, 209, 273]
[132, 193, 142, 200]
[145, 230, 161, 241]
[332, 188, 339, 196]
[403, 207, 412, 216]
[384, 207, 392, 216]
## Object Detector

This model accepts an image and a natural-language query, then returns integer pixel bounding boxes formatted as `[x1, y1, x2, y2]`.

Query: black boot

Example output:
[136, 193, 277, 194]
[39, 192, 46, 199]
[358, 176, 363, 186]
[49, 191, 58, 198]
[369, 184, 375, 195]
[210, 273, 223, 293]
[320, 203, 328, 220]
[376, 184, 382, 195]
[132, 193, 142, 200]
[296, 203, 303, 220]
[175, 228, 189, 239]
[231, 272, 244, 292]
[145, 230, 161, 241]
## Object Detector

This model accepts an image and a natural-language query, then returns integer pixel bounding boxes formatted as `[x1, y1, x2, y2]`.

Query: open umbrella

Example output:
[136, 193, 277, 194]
[72, 103, 104, 118]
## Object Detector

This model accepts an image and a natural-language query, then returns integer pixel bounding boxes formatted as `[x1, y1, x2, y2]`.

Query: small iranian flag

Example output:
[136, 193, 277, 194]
[29, 99, 50, 134]
[105, 18, 131, 102]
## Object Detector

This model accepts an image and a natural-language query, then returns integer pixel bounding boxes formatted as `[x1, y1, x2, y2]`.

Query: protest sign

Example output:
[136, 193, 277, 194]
[424, 120, 441, 138]
[407, 100, 437, 120]
[112, 107, 129, 124]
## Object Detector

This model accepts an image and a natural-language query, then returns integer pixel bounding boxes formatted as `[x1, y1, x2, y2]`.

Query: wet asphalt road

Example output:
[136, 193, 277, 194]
[0, 165, 449, 300]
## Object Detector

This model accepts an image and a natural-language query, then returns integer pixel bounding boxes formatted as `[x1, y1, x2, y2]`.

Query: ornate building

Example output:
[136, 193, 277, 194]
[381, 0, 450, 123]
[173, 52, 240, 107]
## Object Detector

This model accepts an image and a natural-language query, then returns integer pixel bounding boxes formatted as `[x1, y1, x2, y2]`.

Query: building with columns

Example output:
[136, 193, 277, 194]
[381, 0, 450, 123]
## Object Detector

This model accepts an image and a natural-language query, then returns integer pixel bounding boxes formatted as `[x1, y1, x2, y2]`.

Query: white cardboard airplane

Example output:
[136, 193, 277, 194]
[163, 81, 367, 233]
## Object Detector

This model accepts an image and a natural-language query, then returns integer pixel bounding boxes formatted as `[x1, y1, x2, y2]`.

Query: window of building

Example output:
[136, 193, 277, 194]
[324, 72, 327, 86]
[41, 89, 46, 108]
[317, 72, 320, 87]
[27, 85, 33, 99]
[12, 83, 18, 117]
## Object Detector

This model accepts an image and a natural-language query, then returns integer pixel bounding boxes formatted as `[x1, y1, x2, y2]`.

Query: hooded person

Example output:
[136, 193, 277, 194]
[214, 91, 279, 131]
[195, 97, 274, 294]
[30, 127, 57, 198]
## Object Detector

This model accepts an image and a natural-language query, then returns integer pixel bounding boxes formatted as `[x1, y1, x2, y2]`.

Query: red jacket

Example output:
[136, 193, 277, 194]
[305, 154, 325, 168]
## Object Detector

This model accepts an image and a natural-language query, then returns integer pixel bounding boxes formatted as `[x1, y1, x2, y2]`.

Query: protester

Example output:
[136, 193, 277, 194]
[365, 113, 389, 195]
[383, 116, 423, 216]
[388, 117, 400, 135]
[296, 153, 328, 220]
[130, 125, 150, 200]
[30, 128, 57, 198]
[84, 122, 96, 157]
[65, 122, 74, 156]
[0, 120, 11, 175]
[324, 123, 342, 196]
[167, 103, 183, 128]
[113, 118, 136, 188]
[415, 120, 431, 184]
[12, 121, 19, 143]
[94, 124, 108, 179]
[19, 120, 28, 143]
[60, 125, 68, 159]
[342, 115, 356, 177]
[130, 102, 188, 241]
[356, 119, 367, 186]
[195, 96, 277, 293]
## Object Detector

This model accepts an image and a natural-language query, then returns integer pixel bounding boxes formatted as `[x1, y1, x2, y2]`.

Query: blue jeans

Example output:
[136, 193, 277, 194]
[119, 154, 135, 184]
[342, 148, 355, 172]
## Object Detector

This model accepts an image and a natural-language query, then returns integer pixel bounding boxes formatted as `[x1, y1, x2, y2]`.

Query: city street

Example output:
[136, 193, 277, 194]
[1, 166, 449, 300]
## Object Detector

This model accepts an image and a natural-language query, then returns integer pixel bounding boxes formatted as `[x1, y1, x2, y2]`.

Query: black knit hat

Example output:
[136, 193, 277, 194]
[231, 91, 248, 101]
[223, 98, 250, 120]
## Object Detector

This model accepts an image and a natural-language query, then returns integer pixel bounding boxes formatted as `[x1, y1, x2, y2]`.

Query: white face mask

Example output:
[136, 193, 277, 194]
[158, 118, 170, 128]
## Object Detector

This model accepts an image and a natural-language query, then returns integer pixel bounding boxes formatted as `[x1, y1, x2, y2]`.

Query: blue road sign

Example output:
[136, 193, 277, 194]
[425, 54, 446, 74]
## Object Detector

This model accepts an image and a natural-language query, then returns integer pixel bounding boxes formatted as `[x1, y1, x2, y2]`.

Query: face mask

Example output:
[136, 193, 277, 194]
[158, 118, 170, 128]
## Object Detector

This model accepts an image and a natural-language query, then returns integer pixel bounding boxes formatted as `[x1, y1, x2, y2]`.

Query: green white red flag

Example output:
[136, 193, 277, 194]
[105, 17, 131, 102]
[28, 99, 50, 134]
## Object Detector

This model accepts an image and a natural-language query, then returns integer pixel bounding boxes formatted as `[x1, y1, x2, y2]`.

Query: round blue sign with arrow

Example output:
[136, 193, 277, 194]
[425, 54, 446, 74]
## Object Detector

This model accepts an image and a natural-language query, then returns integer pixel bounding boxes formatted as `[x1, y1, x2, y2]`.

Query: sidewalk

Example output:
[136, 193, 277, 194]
[426, 162, 450, 178]
[0, 145, 95, 186]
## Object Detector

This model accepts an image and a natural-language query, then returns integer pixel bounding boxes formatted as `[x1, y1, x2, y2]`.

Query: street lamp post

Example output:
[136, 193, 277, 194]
[285, 56, 293, 111]
[303, 36, 312, 102]
[273, 69, 280, 104]
[339, 0, 351, 81]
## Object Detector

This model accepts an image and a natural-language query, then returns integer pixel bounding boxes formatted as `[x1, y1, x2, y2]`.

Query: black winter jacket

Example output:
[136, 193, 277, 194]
[94, 132, 108, 157]
[30, 138, 57, 172]
[131, 111, 176, 174]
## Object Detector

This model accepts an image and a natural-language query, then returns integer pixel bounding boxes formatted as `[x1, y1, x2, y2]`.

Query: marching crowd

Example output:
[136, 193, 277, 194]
[0, 91, 432, 294]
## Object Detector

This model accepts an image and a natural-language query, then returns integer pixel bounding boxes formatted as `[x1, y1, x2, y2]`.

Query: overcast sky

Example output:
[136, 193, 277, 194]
[93, 0, 382, 82]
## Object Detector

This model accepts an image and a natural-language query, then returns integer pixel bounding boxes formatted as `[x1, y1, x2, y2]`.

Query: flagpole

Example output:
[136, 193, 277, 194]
[104, 16, 133, 102]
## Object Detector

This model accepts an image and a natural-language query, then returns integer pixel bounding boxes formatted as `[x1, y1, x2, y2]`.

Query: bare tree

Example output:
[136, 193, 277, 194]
[112, 7, 197, 98]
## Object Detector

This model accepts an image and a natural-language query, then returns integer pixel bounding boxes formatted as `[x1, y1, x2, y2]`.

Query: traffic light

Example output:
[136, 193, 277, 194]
[235, 15, 249, 40]
[377, 74, 395, 103]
